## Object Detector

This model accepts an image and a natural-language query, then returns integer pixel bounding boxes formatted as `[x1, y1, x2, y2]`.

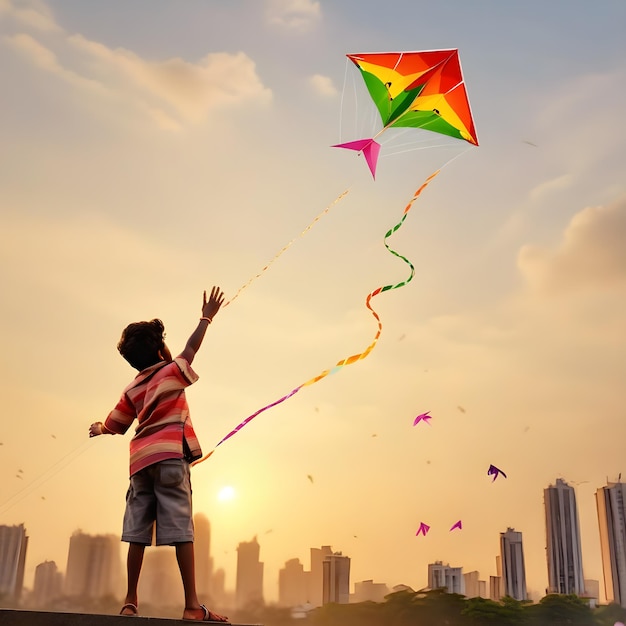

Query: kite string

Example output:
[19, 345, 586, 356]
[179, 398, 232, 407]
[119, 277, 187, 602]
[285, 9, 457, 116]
[223, 189, 349, 309]
[1, 192, 350, 510]
[192, 168, 442, 468]
[0, 438, 96, 515]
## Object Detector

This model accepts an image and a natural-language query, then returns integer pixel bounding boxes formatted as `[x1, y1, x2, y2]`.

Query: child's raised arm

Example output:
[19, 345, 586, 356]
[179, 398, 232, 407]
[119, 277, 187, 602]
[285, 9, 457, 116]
[179, 286, 225, 364]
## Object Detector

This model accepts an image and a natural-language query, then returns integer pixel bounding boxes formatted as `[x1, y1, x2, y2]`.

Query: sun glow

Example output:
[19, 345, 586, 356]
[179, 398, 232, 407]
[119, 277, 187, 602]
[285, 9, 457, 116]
[217, 485, 236, 502]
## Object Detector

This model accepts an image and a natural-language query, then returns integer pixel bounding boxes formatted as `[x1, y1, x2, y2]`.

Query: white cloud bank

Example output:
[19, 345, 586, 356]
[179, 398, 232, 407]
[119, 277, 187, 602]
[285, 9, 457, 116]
[266, 0, 321, 30]
[3, 0, 272, 130]
[518, 197, 626, 293]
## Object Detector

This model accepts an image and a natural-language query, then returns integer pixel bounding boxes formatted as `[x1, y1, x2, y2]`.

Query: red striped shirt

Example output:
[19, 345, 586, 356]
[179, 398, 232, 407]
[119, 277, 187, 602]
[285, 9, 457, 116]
[104, 357, 203, 476]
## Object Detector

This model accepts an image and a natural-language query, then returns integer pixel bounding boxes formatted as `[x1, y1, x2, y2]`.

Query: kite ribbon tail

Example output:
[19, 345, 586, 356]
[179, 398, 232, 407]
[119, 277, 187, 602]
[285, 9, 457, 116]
[192, 169, 441, 469]
[191, 386, 302, 467]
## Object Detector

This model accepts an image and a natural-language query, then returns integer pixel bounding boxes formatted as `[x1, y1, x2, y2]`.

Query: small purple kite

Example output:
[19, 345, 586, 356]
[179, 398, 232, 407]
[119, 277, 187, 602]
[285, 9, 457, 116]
[487, 464, 507, 482]
[415, 522, 430, 537]
[413, 411, 432, 426]
[449, 520, 462, 531]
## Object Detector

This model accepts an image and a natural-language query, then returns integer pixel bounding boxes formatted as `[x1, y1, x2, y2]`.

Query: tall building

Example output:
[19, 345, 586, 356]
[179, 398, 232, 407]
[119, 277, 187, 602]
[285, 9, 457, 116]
[64, 530, 123, 598]
[308, 545, 333, 607]
[139, 547, 181, 607]
[236, 536, 264, 609]
[278, 558, 308, 607]
[32, 561, 63, 608]
[428, 561, 464, 595]
[353, 579, 389, 603]
[544, 478, 585, 595]
[0, 524, 28, 600]
[596, 481, 626, 607]
[194, 513, 214, 600]
[464, 571, 486, 598]
[500, 527, 527, 600]
[322, 552, 350, 604]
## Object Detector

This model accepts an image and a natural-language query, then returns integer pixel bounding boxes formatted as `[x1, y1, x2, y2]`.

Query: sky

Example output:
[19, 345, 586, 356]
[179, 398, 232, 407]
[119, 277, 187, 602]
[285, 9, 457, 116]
[1, 0, 626, 606]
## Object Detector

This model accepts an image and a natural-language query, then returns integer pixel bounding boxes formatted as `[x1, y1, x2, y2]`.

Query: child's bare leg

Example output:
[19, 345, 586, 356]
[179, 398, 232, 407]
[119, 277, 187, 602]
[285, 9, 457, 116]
[123, 542, 145, 611]
[177, 542, 228, 621]
[176, 541, 200, 609]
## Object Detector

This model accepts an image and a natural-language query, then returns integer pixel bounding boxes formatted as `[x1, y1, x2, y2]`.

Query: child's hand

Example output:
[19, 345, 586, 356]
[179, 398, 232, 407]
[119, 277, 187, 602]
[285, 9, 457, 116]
[202, 286, 225, 321]
[89, 421, 104, 437]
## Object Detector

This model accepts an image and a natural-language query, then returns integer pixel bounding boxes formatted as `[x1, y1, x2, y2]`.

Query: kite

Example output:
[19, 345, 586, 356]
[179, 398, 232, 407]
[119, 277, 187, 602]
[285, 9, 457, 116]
[449, 520, 462, 531]
[413, 411, 432, 426]
[415, 522, 430, 537]
[333, 49, 478, 178]
[487, 464, 507, 482]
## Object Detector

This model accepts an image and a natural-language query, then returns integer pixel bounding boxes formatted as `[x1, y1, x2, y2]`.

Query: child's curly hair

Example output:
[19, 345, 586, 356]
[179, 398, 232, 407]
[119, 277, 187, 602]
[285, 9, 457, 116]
[117, 319, 166, 371]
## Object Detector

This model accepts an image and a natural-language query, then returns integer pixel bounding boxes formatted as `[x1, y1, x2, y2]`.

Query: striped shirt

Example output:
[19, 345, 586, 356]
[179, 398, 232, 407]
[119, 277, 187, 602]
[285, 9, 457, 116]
[104, 357, 203, 476]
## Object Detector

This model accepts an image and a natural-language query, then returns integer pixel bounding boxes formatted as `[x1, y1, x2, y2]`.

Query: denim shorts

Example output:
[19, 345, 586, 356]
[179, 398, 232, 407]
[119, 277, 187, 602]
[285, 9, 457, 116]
[122, 458, 194, 546]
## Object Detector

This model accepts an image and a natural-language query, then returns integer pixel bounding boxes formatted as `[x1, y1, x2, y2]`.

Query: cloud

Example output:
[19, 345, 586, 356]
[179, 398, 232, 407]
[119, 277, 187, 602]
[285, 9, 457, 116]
[0, 0, 59, 32]
[518, 197, 626, 293]
[309, 73, 337, 97]
[529, 173, 573, 203]
[266, 0, 321, 30]
[68, 34, 273, 124]
[3, 2, 272, 129]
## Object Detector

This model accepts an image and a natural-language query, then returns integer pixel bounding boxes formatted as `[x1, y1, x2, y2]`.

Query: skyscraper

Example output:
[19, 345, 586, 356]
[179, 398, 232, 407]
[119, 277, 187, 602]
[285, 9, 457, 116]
[544, 478, 585, 595]
[428, 561, 464, 595]
[500, 527, 527, 600]
[236, 536, 264, 609]
[32, 561, 63, 608]
[596, 480, 626, 607]
[0, 524, 28, 601]
[194, 513, 214, 600]
[322, 551, 350, 604]
[308, 545, 333, 607]
[278, 558, 308, 607]
[64, 530, 123, 598]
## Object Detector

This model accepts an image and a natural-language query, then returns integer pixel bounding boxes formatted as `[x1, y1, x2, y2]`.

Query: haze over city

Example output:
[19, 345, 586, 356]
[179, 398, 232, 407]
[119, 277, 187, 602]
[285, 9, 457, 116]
[1, 0, 625, 607]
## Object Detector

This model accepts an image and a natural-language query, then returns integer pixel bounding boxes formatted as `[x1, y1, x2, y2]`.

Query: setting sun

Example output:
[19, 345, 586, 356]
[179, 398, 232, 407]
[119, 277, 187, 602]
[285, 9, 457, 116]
[217, 486, 236, 502]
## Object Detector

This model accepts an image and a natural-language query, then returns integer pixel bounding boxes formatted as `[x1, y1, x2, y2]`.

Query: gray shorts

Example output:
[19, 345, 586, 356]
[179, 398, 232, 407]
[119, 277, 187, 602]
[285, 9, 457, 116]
[122, 458, 194, 546]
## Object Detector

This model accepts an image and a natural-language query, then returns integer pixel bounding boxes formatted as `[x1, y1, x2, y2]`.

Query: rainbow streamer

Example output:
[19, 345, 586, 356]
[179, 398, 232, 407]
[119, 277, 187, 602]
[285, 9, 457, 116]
[192, 170, 440, 467]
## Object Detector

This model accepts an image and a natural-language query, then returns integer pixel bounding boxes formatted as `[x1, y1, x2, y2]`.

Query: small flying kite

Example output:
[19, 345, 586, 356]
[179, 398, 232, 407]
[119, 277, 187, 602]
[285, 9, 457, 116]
[449, 520, 462, 531]
[487, 464, 507, 482]
[413, 411, 432, 426]
[415, 522, 430, 537]
[333, 49, 478, 178]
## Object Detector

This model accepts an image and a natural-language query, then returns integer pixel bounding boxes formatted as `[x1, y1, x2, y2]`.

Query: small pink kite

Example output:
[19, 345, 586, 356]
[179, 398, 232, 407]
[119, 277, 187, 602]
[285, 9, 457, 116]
[449, 520, 462, 531]
[415, 522, 430, 536]
[413, 411, 432, 426]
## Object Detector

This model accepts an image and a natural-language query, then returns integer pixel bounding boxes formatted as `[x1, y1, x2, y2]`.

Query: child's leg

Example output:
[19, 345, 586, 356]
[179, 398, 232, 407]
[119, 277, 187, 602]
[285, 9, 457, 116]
[176, 542, 228, 621]
[124, 542, 145, 608]
[175, 541, 200, 608]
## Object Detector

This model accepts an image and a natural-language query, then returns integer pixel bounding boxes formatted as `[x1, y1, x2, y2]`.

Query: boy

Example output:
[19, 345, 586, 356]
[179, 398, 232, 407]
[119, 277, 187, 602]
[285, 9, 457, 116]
[89, 287, 228, 622]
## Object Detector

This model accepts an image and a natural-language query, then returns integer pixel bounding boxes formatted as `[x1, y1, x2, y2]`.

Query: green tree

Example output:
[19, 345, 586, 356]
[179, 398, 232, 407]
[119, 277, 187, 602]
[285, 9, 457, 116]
[594, 602, 626, 626]
[524, 594, 594, 626]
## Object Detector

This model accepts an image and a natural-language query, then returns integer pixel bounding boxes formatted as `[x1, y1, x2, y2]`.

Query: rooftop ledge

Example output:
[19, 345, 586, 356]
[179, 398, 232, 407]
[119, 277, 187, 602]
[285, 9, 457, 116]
[0, 609, 261, 626]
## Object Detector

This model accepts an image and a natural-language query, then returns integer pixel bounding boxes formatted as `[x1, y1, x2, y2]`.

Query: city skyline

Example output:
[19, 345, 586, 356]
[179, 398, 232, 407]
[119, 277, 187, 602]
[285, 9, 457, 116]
[1, 0, 625, 612]
[3, 478, 625, 607]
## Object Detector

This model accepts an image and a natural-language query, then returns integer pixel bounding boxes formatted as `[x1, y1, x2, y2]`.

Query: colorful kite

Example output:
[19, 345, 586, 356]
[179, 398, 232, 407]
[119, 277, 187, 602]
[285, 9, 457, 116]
[487, 464, 507, 482]
[413, 411, 432, 426]
[333, 49, 478, 178]
[449, 520, 463, 531]
[415, 522, 430, 537]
